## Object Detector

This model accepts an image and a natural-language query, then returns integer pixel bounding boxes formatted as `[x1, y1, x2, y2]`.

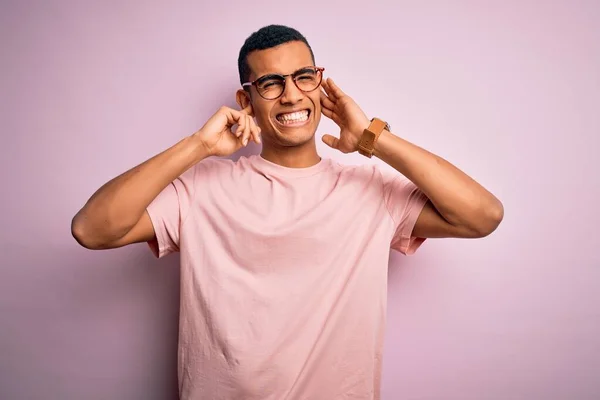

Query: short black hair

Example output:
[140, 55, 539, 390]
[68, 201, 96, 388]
[237, 24, 315, 85]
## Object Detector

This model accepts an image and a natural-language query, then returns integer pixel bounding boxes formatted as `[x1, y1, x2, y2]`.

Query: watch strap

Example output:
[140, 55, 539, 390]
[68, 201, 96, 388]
[358, 118, 388, 158]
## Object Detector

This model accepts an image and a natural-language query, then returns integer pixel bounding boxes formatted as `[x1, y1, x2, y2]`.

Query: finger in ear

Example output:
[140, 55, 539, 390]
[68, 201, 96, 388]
[235, 89, 253, 114]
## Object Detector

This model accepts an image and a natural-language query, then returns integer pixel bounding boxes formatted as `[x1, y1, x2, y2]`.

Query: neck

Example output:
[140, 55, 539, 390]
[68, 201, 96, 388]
[260, 139, 321, 168]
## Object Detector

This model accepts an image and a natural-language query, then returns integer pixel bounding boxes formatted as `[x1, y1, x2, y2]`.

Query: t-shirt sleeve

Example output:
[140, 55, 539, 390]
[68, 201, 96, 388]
[145, 165, 197, 258]
[381, 168, 430, 255]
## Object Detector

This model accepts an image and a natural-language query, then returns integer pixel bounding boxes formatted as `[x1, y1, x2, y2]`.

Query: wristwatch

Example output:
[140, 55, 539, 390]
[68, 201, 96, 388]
[357, 117, 390, 158]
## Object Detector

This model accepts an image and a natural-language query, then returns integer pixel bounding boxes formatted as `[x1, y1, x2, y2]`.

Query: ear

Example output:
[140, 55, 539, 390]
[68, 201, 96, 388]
[236, 89, 254, 116]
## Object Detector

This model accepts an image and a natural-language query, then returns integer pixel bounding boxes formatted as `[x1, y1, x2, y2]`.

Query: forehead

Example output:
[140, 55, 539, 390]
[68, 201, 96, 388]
[247, 41, 314, 79]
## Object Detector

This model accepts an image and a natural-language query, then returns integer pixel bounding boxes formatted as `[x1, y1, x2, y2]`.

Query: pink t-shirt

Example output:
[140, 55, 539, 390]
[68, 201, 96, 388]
[146, 154, 428, 400]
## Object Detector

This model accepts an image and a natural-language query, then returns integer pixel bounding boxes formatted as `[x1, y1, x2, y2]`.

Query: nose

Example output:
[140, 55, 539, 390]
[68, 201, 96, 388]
[279, 76, 303, 105]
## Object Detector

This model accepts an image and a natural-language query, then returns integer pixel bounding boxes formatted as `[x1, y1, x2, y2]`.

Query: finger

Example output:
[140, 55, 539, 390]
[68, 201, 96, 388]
[321, 106, 334, 120]
[223, 107, 242, 123]
[249, 117, 261, 144]
[241, 115, 252, 146]
[322, 134, 340, 150]
[320, 91, 335, 111]
[234, 111, 246, 137]
[326, 78, 345, 98]
[321, 79, 339, 100]
[321, 79, 334, 99]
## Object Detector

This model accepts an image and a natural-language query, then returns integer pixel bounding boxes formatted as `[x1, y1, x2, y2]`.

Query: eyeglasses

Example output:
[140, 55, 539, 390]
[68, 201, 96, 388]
[242, 66, 325, 100]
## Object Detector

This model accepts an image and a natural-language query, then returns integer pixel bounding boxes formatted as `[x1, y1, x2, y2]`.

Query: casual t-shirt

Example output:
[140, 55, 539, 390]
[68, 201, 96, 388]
[146, 154, 429, 400]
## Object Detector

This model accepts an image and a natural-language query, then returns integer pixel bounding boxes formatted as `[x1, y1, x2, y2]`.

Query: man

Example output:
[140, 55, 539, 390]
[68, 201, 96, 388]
[72, 24, 503, 400]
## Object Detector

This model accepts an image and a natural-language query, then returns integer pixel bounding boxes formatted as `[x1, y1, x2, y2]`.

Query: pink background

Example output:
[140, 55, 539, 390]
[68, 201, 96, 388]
[2, 1, 599, 399]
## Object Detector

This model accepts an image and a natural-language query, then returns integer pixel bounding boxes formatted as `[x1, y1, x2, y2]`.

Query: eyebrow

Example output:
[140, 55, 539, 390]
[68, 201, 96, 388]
[293, 67, 315, 75]
[256, 73, 283, 82]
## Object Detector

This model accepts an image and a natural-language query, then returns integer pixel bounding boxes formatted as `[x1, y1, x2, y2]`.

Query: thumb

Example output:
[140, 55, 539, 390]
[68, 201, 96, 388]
[321, 134, 339, 150]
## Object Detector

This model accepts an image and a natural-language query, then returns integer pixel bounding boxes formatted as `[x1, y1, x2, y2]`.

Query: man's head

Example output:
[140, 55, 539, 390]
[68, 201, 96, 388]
[236, 25, 322, 149]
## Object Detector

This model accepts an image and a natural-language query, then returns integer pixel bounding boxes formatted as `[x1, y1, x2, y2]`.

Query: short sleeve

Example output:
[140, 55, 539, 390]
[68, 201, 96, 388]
[381, 169, 429, 255]
[146, 165, 197, 258]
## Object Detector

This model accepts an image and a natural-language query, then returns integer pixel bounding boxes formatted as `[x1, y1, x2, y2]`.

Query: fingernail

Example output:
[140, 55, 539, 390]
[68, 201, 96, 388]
[243, 138, 248, 146]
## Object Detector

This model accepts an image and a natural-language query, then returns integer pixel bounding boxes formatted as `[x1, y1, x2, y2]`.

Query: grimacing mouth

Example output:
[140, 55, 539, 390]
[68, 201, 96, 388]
[274, 108, 312, 123]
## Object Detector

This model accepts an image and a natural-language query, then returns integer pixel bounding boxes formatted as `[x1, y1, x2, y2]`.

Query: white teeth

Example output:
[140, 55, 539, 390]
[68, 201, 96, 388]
[276, 110, 309, 124]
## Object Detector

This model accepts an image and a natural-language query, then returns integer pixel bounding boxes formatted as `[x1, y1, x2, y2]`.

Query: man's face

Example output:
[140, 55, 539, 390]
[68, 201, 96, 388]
[240, 41, 322, 148]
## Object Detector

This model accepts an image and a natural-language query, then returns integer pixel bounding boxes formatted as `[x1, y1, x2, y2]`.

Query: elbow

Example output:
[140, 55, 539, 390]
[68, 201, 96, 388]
[473, 200, 504, 238]
[71, 211, 130, 250]
[71, 213, 104, 250]
[71, 214, 93, 249]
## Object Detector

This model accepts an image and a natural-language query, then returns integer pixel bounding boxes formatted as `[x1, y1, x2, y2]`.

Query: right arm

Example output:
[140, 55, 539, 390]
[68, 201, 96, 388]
[71, 136, 209, 250]
[71, 105, 260, 250]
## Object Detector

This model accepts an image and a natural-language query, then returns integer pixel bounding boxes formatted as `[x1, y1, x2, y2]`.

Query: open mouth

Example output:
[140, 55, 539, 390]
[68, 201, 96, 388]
[275, 109, 311, 126]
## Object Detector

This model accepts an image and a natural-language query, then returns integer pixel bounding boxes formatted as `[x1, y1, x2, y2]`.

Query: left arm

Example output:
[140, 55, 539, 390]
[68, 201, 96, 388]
[373, 129, 503, 238]
[320, 78, 503, 239]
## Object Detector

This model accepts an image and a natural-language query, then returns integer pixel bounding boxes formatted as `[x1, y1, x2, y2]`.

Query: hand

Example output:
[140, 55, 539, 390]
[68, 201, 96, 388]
[320, 78, 370, 153]
[193, 105, 261, 157]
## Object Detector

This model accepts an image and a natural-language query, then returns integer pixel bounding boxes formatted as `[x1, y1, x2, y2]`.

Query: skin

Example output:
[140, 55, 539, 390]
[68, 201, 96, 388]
[319, 78, 504, 237]
[238, 40, 504, 238]
[71, 39, 503, 250]
[235, 40, 323, 169]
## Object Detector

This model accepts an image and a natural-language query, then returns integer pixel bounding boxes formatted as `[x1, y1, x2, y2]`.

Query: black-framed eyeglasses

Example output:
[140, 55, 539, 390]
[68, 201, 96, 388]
[242, 66, 325, 100]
